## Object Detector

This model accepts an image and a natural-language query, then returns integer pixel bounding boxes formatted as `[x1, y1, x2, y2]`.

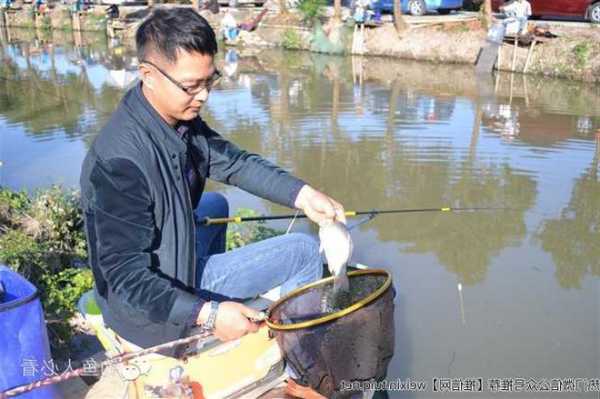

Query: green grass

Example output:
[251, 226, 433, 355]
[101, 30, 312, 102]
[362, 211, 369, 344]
[282, 28, 302, 50]
[572, 42, 590, 68]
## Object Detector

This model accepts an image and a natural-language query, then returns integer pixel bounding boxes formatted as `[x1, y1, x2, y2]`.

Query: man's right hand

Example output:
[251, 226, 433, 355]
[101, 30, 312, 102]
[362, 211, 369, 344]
[197, 301, 261, 341]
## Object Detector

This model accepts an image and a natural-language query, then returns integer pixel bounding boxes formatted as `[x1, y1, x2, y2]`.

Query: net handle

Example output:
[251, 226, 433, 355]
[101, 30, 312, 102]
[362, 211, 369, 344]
[266, 269, 392, 331]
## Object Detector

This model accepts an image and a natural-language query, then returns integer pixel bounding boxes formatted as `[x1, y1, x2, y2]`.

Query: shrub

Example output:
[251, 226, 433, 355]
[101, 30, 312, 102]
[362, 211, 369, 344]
[0, 229, 49, 281]
[26, 186, 87, 259]
[0, 186, 90, 356]
[42, 268, 94, 351]
[0, 187, 30, 227]
[298, 0, 326, 22]
[282, 28, 303, 49]
[573, 42, 590, 68]
[226, 208, 283, 250]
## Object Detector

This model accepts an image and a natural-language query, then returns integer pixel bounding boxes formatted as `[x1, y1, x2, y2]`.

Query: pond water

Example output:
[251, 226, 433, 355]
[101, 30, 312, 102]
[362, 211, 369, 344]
[1, 28, 599, 398]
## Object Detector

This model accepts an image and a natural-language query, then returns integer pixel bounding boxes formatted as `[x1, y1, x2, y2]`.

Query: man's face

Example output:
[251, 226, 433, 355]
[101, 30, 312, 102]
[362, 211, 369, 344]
[140, 50, 218, 124]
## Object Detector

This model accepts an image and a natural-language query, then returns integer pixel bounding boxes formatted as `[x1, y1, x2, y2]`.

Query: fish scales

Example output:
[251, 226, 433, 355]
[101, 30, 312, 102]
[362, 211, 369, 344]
[318, 219, 353, 311]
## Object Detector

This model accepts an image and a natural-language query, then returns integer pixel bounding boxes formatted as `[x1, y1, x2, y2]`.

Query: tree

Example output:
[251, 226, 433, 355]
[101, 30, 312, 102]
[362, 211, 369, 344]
[482, 0, 492, 29]
[279, 0, 289, 15]
[394, 0, 408, 32]
[334, 0, 341, 20]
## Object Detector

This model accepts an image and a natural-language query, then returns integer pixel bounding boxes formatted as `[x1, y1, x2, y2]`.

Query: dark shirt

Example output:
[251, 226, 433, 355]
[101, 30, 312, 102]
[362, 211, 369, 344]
[175, 121, 203, 208]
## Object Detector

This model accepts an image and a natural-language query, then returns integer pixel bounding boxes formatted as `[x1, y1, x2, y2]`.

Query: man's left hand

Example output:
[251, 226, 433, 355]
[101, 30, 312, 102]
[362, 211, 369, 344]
[294, 185, 346, 225]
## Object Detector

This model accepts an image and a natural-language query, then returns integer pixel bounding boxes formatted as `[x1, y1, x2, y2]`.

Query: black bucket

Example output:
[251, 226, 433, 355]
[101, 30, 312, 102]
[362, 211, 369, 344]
[266, 269, 395, 398]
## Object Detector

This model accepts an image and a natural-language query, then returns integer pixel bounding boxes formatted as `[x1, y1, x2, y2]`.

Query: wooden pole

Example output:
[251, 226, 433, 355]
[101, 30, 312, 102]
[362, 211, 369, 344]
[523, 38, 536, 74]
[278, 0, 288, 15]
[483, 0, 492, 29]
[72, 11, 81, 31]
[359, 23, 364, 54]
[496, 43, 502, 71]
[509, 70, 514, 105]
[0, 24, 7, 45]
[523, 74, 529, 107]
[494, 70, 500, 94]
[393, 0, 407, 32]
[351, 23, 357, 54]
[358, 55, 363, 87]
[333, 0, 341, 21]
[352, 55, 356, 84]
[511, 35, 518, 72]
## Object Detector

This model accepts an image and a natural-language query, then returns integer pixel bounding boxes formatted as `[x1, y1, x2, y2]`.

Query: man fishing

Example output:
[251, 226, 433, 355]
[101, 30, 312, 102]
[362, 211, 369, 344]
[79, 7, 346, 353]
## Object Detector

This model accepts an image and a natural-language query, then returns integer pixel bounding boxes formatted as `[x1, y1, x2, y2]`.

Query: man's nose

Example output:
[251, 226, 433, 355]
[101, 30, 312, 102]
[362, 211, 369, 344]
[194, 88, 209, 102]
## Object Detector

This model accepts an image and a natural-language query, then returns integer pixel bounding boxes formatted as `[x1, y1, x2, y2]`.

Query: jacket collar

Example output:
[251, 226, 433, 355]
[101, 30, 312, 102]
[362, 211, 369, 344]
[124, 81, 188, 153]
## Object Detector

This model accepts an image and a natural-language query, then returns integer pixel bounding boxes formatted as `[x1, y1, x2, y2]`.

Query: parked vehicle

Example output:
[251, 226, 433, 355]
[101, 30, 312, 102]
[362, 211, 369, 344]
[217, 0, 266, 7]
[492, 0, 600, 23]
[101, 0, 147, 5]
[374, 0, 464, 15]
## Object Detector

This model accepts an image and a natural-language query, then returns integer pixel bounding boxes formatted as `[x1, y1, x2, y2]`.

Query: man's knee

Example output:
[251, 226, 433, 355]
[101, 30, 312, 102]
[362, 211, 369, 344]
[289, 233, 322, 278]
[199, 192, 229, 218]
[289, 232, 319, 253]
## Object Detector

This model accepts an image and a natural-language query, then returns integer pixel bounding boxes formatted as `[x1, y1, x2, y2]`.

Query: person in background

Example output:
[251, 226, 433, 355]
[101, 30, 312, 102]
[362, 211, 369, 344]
[201, 0, 220, 14]
[221, 10, 239, 41]
[353, 0, 370, 24]
[34, 0, 45, 13]
[105, 4, 119, 19]
[500, 0, 532, 35]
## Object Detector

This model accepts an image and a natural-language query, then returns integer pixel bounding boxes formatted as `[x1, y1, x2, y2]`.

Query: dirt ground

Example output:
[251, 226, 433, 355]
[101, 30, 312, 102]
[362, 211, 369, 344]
[364, 19, 600, 83]
[365, 19, 487, 64]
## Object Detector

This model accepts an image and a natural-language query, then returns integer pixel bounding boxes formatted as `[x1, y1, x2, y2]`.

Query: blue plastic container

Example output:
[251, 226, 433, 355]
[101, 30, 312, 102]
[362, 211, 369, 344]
[0, 265, 59, 398]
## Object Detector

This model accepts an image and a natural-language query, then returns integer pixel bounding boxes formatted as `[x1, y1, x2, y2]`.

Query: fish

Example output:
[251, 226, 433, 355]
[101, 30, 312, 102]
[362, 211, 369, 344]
[318, 218, 353, 297]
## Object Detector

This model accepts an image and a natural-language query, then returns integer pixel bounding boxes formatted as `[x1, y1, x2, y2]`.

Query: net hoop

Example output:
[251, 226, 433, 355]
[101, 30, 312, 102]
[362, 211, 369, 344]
[266, 269, 392, 331]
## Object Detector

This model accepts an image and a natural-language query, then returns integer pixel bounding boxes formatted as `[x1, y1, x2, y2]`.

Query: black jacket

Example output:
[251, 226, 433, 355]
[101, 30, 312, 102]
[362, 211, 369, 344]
[80, 83, 305, 351]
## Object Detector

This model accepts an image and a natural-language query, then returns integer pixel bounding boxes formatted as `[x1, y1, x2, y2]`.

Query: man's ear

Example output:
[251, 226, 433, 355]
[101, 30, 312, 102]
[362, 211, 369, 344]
[139, 64, 154, 89]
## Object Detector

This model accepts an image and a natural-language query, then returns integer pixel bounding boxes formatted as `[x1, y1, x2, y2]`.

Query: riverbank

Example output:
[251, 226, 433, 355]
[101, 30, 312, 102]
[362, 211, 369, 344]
[1, 4, 599, 83]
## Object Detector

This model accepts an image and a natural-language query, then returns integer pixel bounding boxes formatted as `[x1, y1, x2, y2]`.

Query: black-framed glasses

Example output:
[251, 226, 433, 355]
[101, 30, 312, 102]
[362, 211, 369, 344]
[141, 59, 222, 96]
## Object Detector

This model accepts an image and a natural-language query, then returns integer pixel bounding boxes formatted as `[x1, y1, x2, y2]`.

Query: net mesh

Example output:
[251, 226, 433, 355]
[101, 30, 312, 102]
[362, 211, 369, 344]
[269, 272, 395, 398]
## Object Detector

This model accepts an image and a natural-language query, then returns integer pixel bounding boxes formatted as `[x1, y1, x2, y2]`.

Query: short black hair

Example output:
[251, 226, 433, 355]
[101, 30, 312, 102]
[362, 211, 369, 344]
[136, 8, 218, 63]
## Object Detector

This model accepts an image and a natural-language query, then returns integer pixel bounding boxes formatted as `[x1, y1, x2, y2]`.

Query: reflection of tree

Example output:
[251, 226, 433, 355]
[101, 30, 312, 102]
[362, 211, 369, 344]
[403, 164, 536, 285]
[212, 52, 537, 285]
[0, 41, 120, 141]
[538, 153, 600, 289]
[390, 88, 535, 285]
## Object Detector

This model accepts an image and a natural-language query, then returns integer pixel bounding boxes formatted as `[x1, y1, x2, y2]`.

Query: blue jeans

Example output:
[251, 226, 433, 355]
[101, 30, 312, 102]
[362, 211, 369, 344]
[193, 192, 323, 302]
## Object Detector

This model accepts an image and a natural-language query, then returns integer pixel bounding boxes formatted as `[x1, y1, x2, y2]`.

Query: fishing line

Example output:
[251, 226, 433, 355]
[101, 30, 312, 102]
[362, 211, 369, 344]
[285, 210, 299, 234]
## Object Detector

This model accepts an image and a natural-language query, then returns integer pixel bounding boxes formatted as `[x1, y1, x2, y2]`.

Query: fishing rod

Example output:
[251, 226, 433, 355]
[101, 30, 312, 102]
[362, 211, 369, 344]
[201, 207, 510, 225]
[0, 329, 213, 398]
[0, 310, 268, 398]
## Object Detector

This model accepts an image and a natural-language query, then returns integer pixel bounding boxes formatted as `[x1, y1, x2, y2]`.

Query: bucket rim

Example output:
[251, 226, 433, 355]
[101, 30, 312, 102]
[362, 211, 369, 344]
[265, 269, 392, 331]
[0, 267, 40, 313]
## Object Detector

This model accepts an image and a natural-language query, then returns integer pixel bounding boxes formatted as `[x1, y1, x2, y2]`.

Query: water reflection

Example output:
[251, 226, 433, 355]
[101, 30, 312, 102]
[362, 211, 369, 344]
[2, 28, 600, 389]
[2, 29, 598, 287]
[0, 29, 123, 142]
[538, 142, 600, 289]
